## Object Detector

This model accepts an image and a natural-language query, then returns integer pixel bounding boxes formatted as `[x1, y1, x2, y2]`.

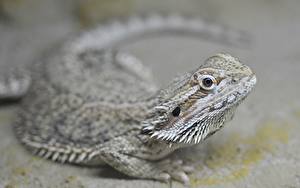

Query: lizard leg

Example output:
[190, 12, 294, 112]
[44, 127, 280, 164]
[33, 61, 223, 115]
[92, 138, 194, 184]
[0, 69, 31, 100]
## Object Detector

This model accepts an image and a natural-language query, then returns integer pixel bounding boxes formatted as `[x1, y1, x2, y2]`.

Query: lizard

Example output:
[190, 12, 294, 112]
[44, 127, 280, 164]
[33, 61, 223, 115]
[0, 14, 256, 184]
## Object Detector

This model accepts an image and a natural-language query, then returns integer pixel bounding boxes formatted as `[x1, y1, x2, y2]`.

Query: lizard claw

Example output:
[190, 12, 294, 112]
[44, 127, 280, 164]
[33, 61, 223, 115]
[172, 171, 190, 185]
[156, 159, 195, 185]
[182, 165, 195, 173]
[155, 172, 171, 182]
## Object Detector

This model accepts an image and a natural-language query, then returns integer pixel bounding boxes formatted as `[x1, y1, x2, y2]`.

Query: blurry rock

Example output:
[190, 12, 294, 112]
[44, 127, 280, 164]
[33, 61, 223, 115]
[0, 0, 75, 26]
[77, 0, 135, 27]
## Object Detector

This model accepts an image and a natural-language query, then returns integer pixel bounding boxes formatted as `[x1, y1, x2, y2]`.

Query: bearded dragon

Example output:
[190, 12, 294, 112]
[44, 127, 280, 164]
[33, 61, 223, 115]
[0, 15, 256, 184]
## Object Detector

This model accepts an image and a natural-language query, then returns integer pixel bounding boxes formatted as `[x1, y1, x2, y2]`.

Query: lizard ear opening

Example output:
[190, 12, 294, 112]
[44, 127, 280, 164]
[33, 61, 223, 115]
[171, 106, 181, 117]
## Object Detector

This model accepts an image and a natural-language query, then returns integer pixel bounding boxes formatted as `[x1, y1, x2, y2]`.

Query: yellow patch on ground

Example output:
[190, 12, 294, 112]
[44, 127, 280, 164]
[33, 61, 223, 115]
[4, 184, 15, 188]
[12, 167, 28, 176]
[295, 110, 300, 118]
[191, 120, 291, 187]
[0, 108, 15, 125]
[65, 175, 77, 184]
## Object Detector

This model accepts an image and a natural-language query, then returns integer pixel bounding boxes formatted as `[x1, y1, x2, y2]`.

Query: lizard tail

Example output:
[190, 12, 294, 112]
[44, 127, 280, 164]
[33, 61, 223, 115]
[67, 14, 251, 55]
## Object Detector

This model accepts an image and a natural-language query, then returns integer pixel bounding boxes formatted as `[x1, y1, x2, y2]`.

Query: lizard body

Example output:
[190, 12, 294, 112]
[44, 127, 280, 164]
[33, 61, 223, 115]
[0, 15, 256, 184]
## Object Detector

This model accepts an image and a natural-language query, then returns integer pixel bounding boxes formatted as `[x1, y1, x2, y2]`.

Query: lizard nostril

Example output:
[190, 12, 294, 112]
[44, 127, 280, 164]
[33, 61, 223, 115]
[232, 78, 238, 83]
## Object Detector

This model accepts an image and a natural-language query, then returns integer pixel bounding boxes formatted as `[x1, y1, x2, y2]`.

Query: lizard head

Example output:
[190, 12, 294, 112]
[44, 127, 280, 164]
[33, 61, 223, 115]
[142, 53, 256, 145]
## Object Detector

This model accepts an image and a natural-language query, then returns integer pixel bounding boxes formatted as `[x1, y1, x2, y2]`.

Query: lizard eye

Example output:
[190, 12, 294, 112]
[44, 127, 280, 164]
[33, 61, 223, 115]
[200, 75, 217, 90]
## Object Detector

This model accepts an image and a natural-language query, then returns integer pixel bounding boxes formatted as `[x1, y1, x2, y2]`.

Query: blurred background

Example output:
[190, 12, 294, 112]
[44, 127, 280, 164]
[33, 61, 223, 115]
[0, 0, 300, 188]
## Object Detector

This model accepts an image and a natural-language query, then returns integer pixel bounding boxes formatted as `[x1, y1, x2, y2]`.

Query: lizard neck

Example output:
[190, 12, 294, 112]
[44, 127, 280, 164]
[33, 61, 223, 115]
[139, 71, 193, 124]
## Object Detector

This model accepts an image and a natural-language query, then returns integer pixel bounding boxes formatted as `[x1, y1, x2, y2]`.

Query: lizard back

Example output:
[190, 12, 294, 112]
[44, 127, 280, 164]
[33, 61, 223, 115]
[14, 46, 156, 162]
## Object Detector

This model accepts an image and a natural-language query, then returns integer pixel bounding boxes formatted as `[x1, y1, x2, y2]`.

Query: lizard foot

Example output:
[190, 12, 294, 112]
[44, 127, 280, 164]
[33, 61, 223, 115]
[154, 159, 195, 185]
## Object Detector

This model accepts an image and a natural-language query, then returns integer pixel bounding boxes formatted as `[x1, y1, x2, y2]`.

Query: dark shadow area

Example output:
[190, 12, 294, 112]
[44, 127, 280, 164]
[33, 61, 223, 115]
[96, 166, 134, 180]
[0, 99, 22, 107]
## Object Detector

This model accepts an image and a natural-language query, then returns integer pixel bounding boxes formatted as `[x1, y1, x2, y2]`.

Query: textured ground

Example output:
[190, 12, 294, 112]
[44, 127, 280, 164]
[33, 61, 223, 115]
[0, 0, 300, 188]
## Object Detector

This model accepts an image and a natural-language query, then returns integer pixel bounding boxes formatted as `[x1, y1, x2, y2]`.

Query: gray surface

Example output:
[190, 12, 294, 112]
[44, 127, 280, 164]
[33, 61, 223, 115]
[1, 0, 300, 188]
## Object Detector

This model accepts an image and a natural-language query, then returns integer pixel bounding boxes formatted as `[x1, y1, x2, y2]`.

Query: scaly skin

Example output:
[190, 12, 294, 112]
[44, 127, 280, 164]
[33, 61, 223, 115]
[0, 15, 256, 184]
